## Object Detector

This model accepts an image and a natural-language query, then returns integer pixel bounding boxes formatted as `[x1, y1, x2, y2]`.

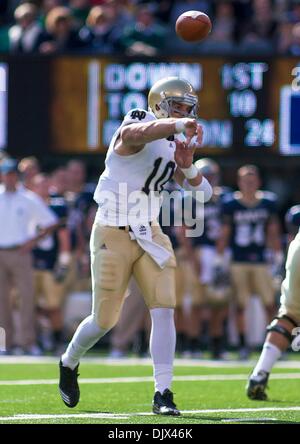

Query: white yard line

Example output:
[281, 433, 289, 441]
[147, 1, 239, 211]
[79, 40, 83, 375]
[1, 407, 300, 421]
[1, 356, 300, 368]
[0, 373, 300, 386]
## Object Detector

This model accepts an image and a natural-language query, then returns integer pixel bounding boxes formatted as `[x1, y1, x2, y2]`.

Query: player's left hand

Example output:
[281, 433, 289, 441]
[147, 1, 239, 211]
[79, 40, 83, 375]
[186, 124, 203, 148]
[174, 125, 203, 168]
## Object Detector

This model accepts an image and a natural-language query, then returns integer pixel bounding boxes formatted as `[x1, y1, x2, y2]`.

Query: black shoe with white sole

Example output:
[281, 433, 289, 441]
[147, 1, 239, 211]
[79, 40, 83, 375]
[246, 371, 269, 401]
[152, 389, 180, 416]
[59, 360, 80, 408]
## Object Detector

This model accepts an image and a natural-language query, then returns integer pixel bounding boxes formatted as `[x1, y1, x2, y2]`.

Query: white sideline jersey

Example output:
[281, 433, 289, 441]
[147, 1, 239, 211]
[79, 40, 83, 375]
[94, 109, 176, 226]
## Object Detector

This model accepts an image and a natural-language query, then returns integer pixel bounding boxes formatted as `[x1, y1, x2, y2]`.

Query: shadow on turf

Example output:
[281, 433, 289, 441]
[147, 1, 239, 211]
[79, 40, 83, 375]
[79, 411, 297, 424]
[180, 415, 297, 424]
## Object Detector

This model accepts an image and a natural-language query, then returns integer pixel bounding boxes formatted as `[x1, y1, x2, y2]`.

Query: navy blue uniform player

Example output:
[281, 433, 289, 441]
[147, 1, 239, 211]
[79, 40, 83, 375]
[178, 159, 232, 358]
[217, 165, 282, 359]
[32, 174, 71, 352]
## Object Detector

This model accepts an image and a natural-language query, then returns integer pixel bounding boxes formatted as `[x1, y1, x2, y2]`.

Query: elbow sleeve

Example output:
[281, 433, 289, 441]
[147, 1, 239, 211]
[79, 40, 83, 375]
[183, 176, 213, 202]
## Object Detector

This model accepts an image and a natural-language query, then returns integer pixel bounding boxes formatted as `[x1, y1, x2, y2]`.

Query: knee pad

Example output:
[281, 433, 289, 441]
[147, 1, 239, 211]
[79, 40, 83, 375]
[266, 316, 296, 342]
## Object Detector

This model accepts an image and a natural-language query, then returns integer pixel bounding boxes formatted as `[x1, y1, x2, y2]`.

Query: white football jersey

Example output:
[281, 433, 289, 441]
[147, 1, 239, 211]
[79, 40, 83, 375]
[94, 109, 176, 225]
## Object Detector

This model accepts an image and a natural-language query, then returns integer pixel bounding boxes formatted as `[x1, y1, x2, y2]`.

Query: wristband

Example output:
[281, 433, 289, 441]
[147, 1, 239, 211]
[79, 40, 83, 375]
[174, 120, 186, 134]
[181, 164, 198, 179]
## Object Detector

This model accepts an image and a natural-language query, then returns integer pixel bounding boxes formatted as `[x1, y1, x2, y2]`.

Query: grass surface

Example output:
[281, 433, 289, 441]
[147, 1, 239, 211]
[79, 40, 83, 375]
[0, 357, 300, 424]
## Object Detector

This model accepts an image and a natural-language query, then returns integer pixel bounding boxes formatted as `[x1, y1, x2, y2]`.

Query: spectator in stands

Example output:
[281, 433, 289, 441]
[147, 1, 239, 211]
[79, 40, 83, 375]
[8, 2, 46, 53]
[151, 0, 173, 24]
[169, 0, 211, 26]
[240, 0, 277, 52]
[18, 156, 41, 191]
[39, 0, 63, 27]
[79, 5, 121, 53]
[69, 0, 91, 28]
[0, 0, 9, 25]
[119, 4, 166, 56]
[0, 159, 57, 355]
[286, 0, 300, 23]
[288, 21, 300, 54]
[209, 1, 236, 44]
[39, 6, 87, 53]
[276, 18, 294, 53]
[102, 0, 133, 29]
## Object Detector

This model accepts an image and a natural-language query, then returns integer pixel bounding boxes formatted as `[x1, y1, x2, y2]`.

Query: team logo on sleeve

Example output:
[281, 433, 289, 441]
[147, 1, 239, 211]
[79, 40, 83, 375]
[130, 110, 146, 120]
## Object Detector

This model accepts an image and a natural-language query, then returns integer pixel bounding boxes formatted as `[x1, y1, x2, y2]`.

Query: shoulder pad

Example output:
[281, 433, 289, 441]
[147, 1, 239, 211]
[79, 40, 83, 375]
[123, 109, 156, 125]
[258, 190, 278, 202]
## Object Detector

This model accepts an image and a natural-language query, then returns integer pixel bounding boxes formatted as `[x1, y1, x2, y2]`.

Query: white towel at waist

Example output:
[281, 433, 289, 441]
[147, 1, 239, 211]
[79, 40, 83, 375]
[129, 223, 171, 269]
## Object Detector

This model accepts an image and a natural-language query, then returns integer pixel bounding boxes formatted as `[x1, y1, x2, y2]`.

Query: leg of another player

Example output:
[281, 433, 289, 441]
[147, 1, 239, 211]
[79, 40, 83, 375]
[250, 319, 292, 379]
[236, 306, 249, 359]
[246, 318, 296, 400]
[210, 306, 228, 359]
[184, 305, 203, 358]
[174, 306, 187, 354]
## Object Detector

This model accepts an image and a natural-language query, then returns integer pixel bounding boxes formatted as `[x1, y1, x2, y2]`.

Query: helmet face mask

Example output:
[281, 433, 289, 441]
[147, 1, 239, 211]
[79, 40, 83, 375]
[148, 77, 198, 119]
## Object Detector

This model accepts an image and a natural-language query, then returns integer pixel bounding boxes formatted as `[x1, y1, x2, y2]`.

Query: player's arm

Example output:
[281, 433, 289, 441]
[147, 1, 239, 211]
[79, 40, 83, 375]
[266, 215, 282, 252]
[117, 117, 198, 154]
[57, 226, 71, 264]
[54, 225, 72, 282]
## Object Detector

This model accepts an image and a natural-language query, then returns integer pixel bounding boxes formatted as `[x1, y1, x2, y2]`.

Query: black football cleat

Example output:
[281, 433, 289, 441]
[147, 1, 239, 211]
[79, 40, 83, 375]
[59, 360, 80, 408]
[246, 371, 269, 401]
[152, 389, 181, 416]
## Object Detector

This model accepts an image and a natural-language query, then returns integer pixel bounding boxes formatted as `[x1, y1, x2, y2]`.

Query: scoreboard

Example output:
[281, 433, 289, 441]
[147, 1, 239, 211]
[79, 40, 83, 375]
[49, 56, 300, 155]
[1, 55, 300, 156]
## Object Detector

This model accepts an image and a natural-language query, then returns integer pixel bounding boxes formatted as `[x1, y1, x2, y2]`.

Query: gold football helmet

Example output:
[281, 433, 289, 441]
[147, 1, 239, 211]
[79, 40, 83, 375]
[148, 77, 198, 119]
[195, 158, 219, 176]
[195, 158, 220, 187]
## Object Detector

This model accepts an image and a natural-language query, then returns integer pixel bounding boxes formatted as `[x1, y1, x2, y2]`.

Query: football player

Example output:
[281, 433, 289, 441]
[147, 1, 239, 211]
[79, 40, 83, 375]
[177, 159, 231, 359]
[194, 159, 231, 359]
[32, 174, 71, 353]
[217, 165, 282, 359]
[59, 77, 212, 415]
[246, 204, 300, 400]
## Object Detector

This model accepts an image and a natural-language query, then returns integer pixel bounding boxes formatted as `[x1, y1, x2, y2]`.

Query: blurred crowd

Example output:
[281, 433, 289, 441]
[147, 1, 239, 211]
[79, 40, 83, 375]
[0, 154, 299, 360]
[0, 0, 300, 55]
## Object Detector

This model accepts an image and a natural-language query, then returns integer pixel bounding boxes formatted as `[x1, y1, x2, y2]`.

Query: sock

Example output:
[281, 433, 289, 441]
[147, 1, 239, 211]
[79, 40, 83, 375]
[176, 333, 186, 353]
[189, 337, 200, 352]
[251, 342, 282, 379]
[61, 315, 109, 370]
[52, 330, 63, 345]
[239, 333, 246, 348]
[211, 336, 222, 357]
[150, 308, 176, 394]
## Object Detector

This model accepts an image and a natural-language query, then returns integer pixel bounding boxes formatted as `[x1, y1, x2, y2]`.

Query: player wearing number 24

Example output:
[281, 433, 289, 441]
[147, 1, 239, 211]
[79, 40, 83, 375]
[216, 165, 282, 360]
[59, 77, 212, 415]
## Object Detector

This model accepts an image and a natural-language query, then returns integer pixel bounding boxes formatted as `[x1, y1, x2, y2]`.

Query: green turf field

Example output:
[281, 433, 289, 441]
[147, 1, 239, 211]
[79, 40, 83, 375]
[0, 357, 300, 424]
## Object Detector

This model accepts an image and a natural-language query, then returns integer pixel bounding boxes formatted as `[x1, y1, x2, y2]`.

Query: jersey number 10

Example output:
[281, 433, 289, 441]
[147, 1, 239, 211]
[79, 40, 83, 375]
[142, 158, 176, 195]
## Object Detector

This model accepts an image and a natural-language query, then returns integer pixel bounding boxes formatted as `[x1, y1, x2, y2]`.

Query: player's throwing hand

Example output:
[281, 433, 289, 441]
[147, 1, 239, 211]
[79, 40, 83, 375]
[174, 124, 203, 168]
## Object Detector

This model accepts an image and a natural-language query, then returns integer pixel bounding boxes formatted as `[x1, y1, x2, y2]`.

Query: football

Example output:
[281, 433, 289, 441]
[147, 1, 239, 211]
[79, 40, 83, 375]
[175, 10, 212, 43]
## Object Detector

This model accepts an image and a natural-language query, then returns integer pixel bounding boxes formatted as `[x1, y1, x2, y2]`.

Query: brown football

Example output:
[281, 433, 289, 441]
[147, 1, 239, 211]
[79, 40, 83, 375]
[175, 10, 212, 42]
